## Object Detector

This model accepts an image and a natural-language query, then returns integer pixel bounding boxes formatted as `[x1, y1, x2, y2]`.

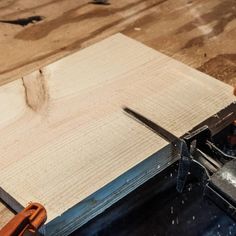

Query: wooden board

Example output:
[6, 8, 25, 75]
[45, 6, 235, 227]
[1, 0, 236, 230]
[0, 0, 235, 87]
[0, 34, 235, 235]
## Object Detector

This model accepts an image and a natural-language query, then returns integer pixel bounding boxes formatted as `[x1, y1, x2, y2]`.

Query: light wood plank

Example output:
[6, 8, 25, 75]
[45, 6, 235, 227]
[0, 34, 235, 235]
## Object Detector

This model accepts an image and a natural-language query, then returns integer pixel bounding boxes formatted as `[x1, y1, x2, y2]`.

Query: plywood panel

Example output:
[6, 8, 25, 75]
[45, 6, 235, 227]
[0, 34, 235, 235]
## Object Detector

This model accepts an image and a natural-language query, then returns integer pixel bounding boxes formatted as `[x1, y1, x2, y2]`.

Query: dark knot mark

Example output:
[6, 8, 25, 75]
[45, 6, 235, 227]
[90, 0, 110, 5]
[0, 15, 44, 27]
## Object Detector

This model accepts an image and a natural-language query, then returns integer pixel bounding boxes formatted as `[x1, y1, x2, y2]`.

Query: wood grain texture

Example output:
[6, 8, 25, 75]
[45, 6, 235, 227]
[0, 0, 236, 230]
[0, 34, 235, 234]
[0, 0, 235, 86]
[0, 201, 14, 229]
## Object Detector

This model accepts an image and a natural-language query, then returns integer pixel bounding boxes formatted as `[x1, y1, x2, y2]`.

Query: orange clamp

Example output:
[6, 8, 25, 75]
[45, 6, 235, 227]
[0, 202, 47, 236]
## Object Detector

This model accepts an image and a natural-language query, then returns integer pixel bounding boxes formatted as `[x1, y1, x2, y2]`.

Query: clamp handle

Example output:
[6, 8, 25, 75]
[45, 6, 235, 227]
[0, 202, 47, 236]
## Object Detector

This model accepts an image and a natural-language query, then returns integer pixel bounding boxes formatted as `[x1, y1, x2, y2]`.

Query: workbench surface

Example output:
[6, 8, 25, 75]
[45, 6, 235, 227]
[0, 0, 235, 229]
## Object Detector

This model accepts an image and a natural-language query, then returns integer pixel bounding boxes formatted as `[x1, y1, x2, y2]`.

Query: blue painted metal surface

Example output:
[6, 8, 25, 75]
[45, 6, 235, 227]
[45, 145, 178, 235]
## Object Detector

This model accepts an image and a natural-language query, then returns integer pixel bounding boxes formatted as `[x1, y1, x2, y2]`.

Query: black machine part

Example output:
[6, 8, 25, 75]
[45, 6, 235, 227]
[205, 159, 236, 220]
[186, 122, 236, 221]
[123, 103, 236, 221]
[181, 121, 236, 221]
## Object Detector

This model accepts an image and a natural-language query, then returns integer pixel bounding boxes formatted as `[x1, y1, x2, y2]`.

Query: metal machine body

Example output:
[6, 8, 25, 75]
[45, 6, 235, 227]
[124, 103, 236, 223]
[72, 103, 236, 236]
